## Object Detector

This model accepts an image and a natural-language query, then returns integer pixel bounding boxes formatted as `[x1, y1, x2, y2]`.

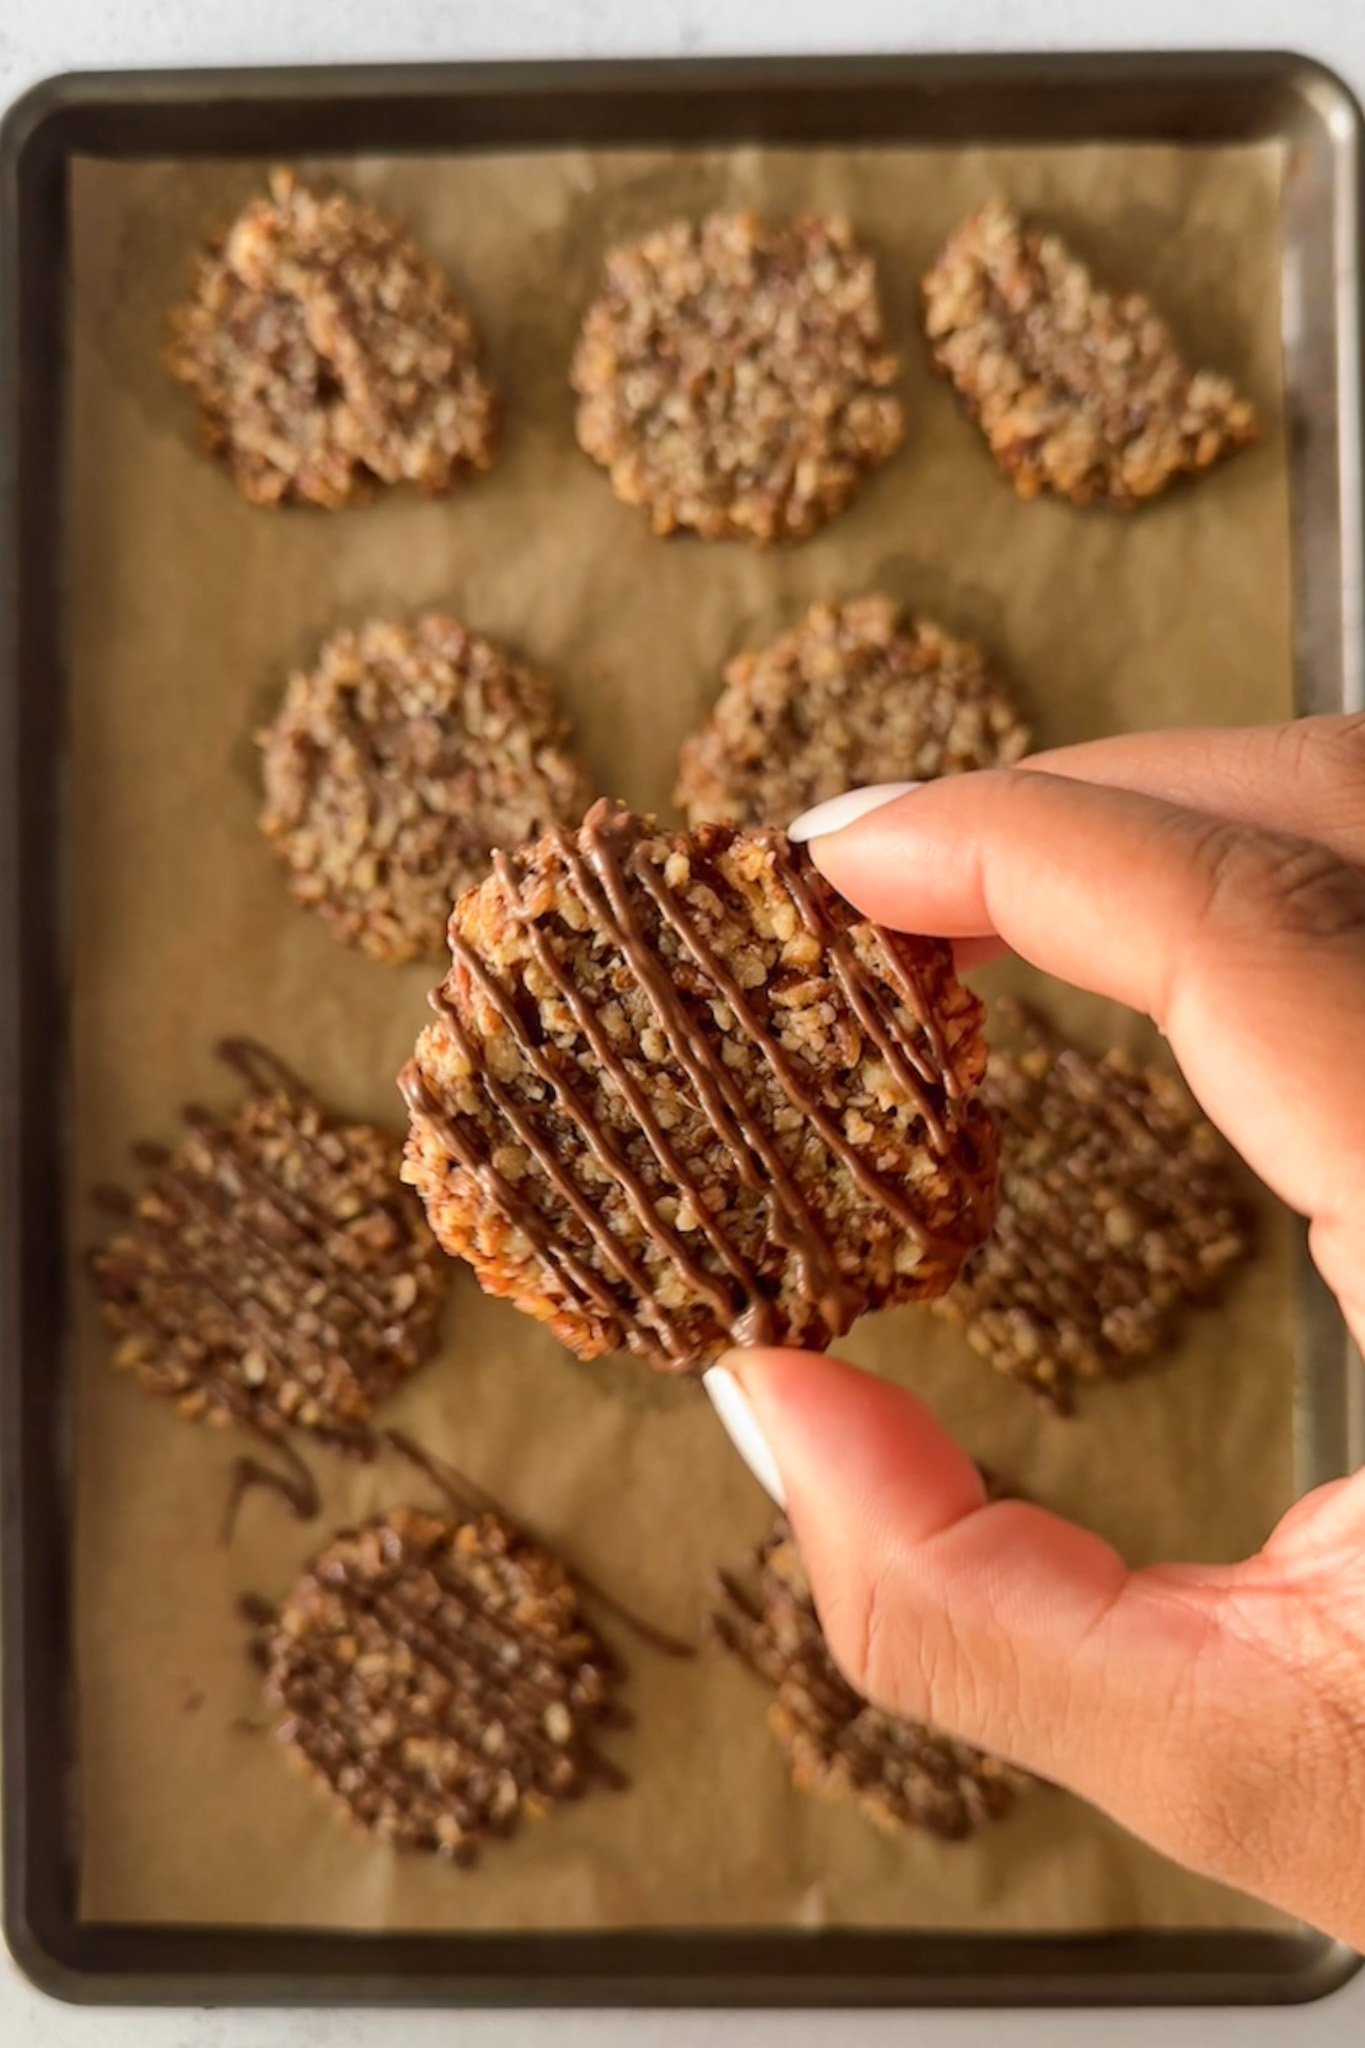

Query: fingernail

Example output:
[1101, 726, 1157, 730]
[703, 1364, 787, 1508]
[787, 782, 923, 845]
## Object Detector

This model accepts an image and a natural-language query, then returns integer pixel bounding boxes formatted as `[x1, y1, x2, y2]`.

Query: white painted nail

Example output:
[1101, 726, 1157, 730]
[704, 1365, 788, 1509]
[787, 782, 924, 844]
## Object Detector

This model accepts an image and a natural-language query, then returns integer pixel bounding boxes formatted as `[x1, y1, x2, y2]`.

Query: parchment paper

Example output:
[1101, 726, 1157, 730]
[67, 139, 1297, 1934]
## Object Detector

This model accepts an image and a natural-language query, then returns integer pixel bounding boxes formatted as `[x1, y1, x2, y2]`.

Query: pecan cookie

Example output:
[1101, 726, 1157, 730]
[938, 1003, 1253, 1410]
[258, 614, 591, 965]
[257, 1506, 627, 1861]
[166, 170, 497, 507]
[714, 1522, 1020, 1839]
[401, 800, 997, 1371]
[572, 213, 902, 542]
[91, 1040, 449, 1453]
[923, 200, 1256, 507]
[676, 595, 1031, 829]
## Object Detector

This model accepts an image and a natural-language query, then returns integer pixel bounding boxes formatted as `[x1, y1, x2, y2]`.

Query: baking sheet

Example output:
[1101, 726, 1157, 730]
[67, 139, 1296, 1934]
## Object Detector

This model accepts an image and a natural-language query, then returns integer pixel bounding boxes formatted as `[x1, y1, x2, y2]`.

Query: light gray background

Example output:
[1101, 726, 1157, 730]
[3, 0, 1363, 2039]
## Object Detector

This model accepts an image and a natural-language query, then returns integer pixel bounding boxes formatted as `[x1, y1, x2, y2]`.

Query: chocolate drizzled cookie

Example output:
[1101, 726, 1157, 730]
[258, 614, 592, 964]
[922, 200, 1256, 507]
[572, 213, 902, 542]
[166, 170, 497, 507]
[91, 1041, 450, 1460]
[400, 801, 997, 1370]
[938, 1004, 1253, 1410]
[675, 595, 1031, 830]
[256, 1506, 628, 1861]
[714, 1523, 1020, 1839]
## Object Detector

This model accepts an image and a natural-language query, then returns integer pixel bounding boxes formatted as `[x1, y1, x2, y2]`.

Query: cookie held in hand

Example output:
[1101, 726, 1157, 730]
[400, 801, 997, 1370]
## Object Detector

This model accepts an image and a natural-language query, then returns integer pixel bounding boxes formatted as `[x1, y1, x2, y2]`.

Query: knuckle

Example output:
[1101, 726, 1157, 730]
[1289, 710, 1365, 791]
[1266, 839, 1365, 943]
[821, 1558, 967, 1734]
[821, 1552, 1025, 1761]
[824, 1556, 924, 1715]
[1187, 817, 1365, 948]
[1273, 715, 1365, 849]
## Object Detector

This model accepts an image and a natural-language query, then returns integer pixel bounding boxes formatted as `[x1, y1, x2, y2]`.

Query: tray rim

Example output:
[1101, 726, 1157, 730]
[2, 47, 1363, 2011]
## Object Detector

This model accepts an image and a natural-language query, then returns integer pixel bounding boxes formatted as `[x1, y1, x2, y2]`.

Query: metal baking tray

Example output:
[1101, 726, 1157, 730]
[2, 52, 1362, 2009]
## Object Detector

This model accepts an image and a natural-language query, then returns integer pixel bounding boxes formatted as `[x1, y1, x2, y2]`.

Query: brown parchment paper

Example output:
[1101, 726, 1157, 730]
[67, 138, 1298, 1935]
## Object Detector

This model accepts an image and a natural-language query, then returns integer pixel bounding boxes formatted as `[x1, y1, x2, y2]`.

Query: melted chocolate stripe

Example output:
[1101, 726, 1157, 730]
[169, 1116, 398, 1331]
[573, 811, 852, 1342]
[365, 1580, 613, 1792]
[710, 1605, 765, 1676]
[549, 831, 787, 1340]
[279, 1612, 594, 1808]
[99, 1211, 373, 1456]
[399, 1061, 628, 1353]
[494, 849, 752, 1327]
[774, 849, 949, 1154]
[222, 1433, 321, 1537]
[99, 1058, 425, 1455]
[867, 927, 959, 1103]
[442, 930, 696, 1361]
[714, 1568, 764, 1626]
[774, 844, 944, 1100]
[207, 1067, 437, 1303]
[280, 1650, 517, 1860]
[216, 1036, 313, 1100]
[383, 1429, 486, 1517]
[285, 1713, 446, 1822]
[557, 818, 805, 1309]
[635, 854, 945, 1251]
[430, 982, 667, 1353]
[277, 1554, 626, 1815]
[385, 1430, 694, 1662]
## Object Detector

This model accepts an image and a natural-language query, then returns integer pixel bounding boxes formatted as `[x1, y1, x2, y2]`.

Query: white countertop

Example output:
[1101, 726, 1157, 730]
[4, 0, 1364, 2039]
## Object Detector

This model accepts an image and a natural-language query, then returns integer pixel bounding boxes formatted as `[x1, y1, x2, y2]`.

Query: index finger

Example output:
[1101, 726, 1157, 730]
[802, 770, 1365, 1316]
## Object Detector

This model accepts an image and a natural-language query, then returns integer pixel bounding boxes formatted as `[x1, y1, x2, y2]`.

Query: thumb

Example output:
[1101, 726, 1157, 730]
[721, 1346, 1365, 1943]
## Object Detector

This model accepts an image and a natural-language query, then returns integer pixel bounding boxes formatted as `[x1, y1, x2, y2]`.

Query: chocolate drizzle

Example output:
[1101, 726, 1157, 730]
[634, 853, 958, 1255]
[399, 1059, 633, 1354]
[258, 1504, 631, 1863]
[574, 812, 850, 1339]
[222, 1433, 321, 1538]
[385, 1429, 695, 1661]
[936, 1001, 1252, 1409]
[401, 801, 994, 1366]
[713, 1524, 1021, 1840]
[91, 1038, 449, 1482]
[494, 847, 751, 1329]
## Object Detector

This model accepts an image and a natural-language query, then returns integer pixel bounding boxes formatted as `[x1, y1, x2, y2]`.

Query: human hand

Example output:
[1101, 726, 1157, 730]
[706, 716, 1365, 1944]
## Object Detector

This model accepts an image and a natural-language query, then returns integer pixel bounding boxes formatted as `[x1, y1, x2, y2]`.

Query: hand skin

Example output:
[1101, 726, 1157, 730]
[723, 715, 1365, 1947]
